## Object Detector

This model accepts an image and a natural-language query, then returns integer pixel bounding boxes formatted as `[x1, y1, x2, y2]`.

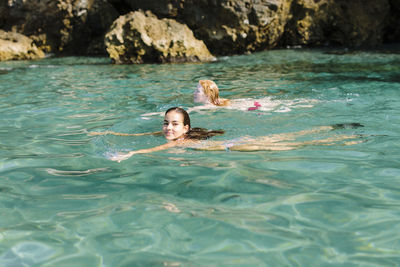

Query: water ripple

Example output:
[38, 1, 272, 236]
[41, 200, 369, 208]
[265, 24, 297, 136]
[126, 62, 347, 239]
[45, 167, 110, 176]
[1, 50, 400, 265]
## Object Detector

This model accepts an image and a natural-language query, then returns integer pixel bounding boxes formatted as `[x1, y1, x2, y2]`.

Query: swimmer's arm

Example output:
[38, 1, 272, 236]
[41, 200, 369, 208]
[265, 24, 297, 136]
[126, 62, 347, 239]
[132, 141, 178, 154]
[110, 141, 178, 162]
[89, 131, 163, 136]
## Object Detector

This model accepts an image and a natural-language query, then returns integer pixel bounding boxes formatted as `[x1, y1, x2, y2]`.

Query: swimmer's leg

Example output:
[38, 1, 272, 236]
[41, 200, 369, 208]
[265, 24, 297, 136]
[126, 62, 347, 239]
[229, 134, 363, 151]
[257, 126, 334, 143]
[301, 134, 364, 146]
[228, 143, 298, 151]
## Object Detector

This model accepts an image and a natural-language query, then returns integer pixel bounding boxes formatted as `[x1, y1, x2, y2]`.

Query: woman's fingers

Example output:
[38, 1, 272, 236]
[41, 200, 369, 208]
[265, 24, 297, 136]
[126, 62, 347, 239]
[110, 152, 133, 162]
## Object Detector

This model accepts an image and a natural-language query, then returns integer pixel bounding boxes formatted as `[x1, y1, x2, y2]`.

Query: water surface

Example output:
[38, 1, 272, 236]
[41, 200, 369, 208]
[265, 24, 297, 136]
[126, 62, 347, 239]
[1, 47, 400, 266]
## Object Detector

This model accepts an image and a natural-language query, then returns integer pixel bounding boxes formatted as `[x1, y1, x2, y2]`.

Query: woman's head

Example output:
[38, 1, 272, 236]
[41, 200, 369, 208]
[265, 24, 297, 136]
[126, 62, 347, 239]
[162, 107, 225, 141]
[163, 107, 191, 141]
[195, 80, 221, 105]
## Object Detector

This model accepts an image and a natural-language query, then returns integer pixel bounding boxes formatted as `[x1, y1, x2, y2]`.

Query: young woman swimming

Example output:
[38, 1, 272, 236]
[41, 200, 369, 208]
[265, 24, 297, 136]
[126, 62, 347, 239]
[108, 107, 364, 162]
[109, 107, 224, 162]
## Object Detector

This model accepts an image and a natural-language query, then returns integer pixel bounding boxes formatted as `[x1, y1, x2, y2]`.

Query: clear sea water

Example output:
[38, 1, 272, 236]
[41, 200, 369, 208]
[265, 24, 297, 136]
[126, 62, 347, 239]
[1, 47, 400, 266]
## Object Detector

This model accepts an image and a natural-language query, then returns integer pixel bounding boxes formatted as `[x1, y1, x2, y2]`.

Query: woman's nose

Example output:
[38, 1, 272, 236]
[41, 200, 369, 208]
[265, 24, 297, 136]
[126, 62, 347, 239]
[167, 123, 173, 129]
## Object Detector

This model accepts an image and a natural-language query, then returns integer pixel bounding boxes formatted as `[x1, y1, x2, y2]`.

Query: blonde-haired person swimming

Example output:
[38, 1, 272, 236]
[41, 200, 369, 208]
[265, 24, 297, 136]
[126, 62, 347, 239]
[194, 80, 320, 112]
[139, 79, 316, 120]
[194, 80, 230, 106]
[137, 80, 230, 119]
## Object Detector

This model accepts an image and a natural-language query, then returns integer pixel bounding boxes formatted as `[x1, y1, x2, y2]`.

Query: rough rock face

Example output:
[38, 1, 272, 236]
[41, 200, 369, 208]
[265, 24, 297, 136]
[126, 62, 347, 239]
[117, 0, 395, 54]
[281, 0, 391, 47]
[1, 0, 399, 62]
[0, 30, 45, 61]
[119, 0, 293, 55]
[385, 0, 400, 43]
[104, 10, 215, 64]
[0, 0, 119, 55]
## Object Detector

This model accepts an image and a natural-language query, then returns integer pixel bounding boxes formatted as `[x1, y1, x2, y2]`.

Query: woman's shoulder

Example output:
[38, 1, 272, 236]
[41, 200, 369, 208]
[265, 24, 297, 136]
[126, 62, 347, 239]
[219, 98, 231, 106]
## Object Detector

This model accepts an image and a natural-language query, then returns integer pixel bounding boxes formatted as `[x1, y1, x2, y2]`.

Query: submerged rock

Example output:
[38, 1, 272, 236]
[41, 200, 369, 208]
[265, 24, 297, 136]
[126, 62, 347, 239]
[0, 30, 45, 61]
[104, 11, 216, 64]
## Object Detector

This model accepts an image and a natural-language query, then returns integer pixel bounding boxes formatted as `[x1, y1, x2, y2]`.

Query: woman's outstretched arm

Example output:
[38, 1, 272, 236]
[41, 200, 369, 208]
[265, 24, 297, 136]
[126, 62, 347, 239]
[109, 141, 180, 162]
[89, 131, 162, 136]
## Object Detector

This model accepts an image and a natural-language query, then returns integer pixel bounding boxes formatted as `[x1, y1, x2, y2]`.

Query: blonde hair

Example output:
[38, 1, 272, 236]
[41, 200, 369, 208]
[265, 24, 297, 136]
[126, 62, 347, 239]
[199, 80, 230, 106]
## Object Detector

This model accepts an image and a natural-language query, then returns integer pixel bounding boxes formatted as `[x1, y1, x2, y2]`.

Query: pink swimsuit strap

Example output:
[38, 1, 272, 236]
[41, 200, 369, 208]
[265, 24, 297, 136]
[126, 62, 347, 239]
[248, 101, 261, 111]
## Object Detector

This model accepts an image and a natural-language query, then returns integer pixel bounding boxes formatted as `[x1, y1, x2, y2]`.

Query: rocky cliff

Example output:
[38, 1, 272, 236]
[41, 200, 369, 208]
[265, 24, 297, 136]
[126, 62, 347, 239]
[104, 10, 216, 64]
[0, 29, 45, 61]
[0, 0, 399, 62]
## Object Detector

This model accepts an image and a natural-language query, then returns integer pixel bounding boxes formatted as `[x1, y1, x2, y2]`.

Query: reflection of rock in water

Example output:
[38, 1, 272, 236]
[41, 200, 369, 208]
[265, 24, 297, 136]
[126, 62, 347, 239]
[0, 69, 10, 75]
[331, 123, 364, 129]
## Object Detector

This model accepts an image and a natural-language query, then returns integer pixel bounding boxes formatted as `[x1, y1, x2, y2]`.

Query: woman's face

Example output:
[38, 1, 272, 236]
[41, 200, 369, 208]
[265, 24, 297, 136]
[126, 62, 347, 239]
[194, 83, 209, 103]
[163, 111, 189, 141]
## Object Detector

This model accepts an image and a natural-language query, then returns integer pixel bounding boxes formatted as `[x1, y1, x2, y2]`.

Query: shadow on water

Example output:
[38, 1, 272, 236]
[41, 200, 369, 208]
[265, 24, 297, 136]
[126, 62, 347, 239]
[0, 69, 10, 75]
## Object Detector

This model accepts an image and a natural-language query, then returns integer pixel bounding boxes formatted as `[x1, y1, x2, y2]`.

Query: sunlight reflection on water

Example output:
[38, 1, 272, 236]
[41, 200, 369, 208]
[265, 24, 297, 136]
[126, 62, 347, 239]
[1, 48, 400, 266]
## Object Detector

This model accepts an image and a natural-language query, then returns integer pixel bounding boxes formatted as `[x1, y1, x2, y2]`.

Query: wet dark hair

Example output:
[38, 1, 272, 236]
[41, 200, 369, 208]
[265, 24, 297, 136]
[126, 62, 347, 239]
[165, 107, 225, 140]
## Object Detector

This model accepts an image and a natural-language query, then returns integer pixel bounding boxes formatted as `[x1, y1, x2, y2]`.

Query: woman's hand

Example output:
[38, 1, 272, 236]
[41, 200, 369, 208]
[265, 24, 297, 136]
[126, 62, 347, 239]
[109, 151, 135, 162]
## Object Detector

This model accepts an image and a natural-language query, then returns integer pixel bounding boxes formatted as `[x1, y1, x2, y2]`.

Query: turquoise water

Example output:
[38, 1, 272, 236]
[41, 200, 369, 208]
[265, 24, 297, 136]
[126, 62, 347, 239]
[1, 47, 400, 266]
